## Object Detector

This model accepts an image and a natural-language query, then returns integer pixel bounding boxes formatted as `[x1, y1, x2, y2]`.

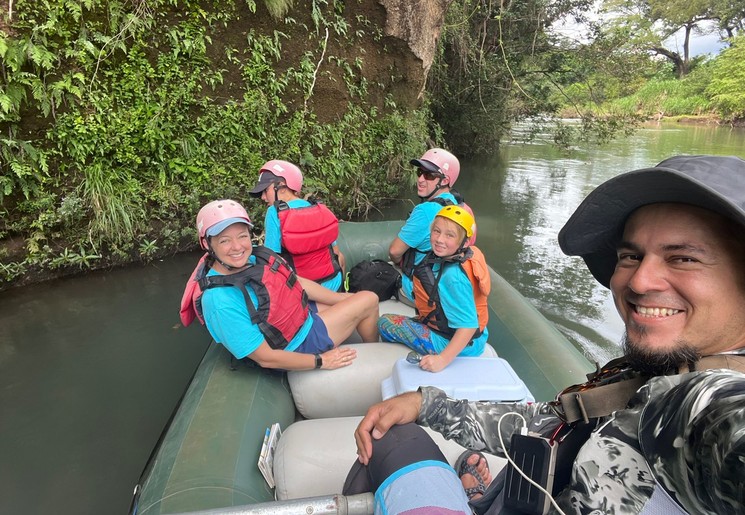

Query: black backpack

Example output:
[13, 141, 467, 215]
[346, 259, 401, 301]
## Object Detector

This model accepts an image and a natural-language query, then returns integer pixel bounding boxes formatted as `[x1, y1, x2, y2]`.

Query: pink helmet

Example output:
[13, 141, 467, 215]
[410, 148, 460, 187]
[196, 199, 252, 250]
[259, 160, 303, 192]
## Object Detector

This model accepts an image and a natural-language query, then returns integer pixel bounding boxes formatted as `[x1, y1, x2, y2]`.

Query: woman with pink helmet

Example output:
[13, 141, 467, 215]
[182, 199, 378, 371]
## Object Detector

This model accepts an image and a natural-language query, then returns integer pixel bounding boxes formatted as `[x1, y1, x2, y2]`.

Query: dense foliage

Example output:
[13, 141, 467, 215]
[706, 35, 745, 120]
[433, 0, 745, 149]
[550, 13, 745, 123]
[0, 0, 430, 286]
[1, 0, 743, 288]
[428, 0, 651, 155]
[427, 0, 595, 154]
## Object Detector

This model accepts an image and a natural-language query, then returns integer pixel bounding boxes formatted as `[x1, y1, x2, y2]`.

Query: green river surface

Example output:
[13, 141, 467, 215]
[1, 121, 743, 514]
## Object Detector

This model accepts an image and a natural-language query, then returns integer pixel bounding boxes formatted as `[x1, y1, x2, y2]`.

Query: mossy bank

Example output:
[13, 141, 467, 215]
[0, 0, 454, 290]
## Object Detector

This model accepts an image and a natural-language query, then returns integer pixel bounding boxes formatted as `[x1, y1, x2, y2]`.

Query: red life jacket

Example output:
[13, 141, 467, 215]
[400, 191, 477, 277]
[179, 247, 309, 350]
[411, 246, 490, 340]
[276, 199, 341, 283]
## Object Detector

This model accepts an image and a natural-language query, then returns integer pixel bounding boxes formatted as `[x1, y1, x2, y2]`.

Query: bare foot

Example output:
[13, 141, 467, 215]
[459, 452, 492, 500]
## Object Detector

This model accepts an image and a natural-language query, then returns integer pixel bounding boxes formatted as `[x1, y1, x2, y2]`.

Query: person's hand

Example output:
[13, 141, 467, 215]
[419, 354, 449, 373]
[320, 346, 357, 370]
[354, 391, 422, 465]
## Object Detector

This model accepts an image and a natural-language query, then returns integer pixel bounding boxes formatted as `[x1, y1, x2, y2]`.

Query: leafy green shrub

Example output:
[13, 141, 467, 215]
[606, 76, 712, 117]
[0, 0, 432, 286]
[707, 36, 745, 121]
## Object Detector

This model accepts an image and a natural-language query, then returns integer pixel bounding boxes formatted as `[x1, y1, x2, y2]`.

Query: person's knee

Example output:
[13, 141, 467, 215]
[369, 423, 447, 473]
[355, 290, 378, 315]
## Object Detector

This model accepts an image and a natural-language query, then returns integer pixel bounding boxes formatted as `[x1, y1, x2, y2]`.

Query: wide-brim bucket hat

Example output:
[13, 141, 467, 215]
[558, 155, 745, 288]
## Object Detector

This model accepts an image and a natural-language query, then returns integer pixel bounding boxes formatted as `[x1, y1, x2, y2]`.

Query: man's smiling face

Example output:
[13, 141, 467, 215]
[610, 203, 745, 364]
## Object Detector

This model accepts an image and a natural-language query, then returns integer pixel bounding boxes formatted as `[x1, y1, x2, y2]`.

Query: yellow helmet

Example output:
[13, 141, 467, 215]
[435, 205, 475, 238]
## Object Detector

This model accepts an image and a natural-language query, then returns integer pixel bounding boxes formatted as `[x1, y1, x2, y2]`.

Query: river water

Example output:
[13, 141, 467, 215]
[1, 122, 743, 514]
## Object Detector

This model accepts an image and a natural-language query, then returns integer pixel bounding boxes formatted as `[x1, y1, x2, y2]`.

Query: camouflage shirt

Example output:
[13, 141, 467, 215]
[418, 365, 745, 514]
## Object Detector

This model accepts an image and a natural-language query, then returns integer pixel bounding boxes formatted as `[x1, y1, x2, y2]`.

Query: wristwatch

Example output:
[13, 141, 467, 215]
[314, 353, 323, 369]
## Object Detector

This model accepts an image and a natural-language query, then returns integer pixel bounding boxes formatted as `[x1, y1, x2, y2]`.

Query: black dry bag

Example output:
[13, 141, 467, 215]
[346, 259, 401, 301]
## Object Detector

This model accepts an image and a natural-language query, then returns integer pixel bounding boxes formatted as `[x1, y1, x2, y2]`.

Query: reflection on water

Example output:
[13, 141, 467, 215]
[458, 122, 745, 364]
[0, 122, 742, 514]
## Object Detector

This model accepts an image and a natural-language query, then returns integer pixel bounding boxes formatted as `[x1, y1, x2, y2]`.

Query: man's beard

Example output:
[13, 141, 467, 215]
[622, 331, 701, 376]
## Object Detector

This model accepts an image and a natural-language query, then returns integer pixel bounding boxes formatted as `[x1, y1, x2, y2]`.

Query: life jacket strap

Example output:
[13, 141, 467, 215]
[556, 353, 745, 424]
[558, 376, 647, 424]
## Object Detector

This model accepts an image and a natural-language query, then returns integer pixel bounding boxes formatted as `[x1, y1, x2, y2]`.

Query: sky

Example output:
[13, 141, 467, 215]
[552, 11, 728, 58]
[668, 26, 727, 57]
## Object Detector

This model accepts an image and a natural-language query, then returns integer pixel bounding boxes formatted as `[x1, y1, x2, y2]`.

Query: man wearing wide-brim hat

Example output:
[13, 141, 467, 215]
[347, 155, 745, 515]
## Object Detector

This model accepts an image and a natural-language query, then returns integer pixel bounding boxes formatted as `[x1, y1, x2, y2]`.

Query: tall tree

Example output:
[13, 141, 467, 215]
[602, 0, 733, 77]
[709, 0, 745, 39]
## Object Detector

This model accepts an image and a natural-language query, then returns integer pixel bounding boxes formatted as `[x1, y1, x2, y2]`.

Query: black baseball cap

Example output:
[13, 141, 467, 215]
[248, 172, 279, 197]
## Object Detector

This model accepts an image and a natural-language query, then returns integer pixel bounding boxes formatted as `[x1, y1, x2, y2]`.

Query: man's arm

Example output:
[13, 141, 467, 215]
[418, 387, 545, 454]
[355, 386, 548, 464]
[389, 236, 410, 264]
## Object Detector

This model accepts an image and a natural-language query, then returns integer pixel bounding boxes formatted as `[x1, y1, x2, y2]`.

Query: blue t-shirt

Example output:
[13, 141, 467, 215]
[426, 260, 487, 356]
[264, 199, 342, 291]
[397, 192, 457, 300]
[201, 259, 313, 359]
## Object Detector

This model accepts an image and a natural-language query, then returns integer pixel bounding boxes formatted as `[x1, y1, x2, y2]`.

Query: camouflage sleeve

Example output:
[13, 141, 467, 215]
[640, 370, 745, 513]
[417, 386, 552, 457]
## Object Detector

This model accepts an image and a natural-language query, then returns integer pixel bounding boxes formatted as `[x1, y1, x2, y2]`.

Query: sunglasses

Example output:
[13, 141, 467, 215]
[415, 169, 443, 181]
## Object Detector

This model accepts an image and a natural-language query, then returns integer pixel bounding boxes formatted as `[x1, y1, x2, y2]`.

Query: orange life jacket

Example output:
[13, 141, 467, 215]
[412, 246, 490, 339]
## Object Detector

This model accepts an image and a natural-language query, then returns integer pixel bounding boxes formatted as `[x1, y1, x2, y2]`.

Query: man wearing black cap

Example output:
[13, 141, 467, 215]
[348, 155, 745, 514]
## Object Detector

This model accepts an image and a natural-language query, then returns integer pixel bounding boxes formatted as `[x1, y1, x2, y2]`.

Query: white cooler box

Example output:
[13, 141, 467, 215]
[382, 356, 534, 403]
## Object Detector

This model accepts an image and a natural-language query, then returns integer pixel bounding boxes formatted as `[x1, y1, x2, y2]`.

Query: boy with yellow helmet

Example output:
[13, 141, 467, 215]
[379, 206, 491, 372]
